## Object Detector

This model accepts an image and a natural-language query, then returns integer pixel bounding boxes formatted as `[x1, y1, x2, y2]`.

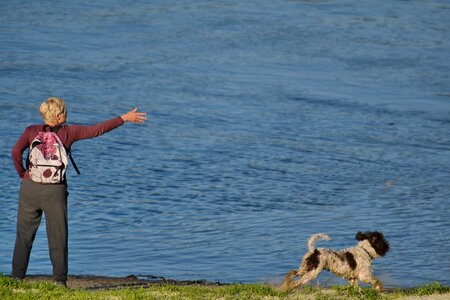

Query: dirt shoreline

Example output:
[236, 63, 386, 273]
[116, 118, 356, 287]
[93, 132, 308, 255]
[20, 274, 225, 290]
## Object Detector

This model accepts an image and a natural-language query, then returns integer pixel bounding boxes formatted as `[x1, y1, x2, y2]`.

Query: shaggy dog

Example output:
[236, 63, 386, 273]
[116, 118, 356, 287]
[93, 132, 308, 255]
[281, 231, 390, 292]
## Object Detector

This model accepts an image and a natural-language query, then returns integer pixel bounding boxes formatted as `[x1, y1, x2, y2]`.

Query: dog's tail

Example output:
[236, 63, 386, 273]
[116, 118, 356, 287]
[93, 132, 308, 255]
[308, 233, 331, 252]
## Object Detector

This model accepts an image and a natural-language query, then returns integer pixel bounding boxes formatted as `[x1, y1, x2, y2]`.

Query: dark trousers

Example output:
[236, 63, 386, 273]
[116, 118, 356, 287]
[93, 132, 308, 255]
[12, 180, 69, 282]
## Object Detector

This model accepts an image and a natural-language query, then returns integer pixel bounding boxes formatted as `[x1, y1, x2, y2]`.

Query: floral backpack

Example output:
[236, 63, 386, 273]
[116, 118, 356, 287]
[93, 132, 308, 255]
[27, 125, 80, 183]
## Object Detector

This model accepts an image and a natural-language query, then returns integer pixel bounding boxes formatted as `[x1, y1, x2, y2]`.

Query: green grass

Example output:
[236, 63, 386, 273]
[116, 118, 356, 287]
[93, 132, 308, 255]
[393, 282, 450, 297]
[0, 276, 283, 300]
[1, 275, 449, 300]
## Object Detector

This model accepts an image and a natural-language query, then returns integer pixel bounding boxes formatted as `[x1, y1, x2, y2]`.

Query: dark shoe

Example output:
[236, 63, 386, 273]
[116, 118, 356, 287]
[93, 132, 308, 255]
[55, 280, 67, 288]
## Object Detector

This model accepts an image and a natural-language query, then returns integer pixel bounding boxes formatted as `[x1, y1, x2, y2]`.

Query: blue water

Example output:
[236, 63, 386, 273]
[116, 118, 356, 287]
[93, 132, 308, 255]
[1, 0, 449, 288]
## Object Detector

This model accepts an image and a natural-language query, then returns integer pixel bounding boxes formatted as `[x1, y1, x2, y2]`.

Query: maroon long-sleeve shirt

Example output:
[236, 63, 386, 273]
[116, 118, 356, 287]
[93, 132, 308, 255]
[12, 116, 124, 180]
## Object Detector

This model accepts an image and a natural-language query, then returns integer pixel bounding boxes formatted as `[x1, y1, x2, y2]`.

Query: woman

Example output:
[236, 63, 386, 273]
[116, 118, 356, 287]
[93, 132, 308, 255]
[11, 97, 147, 287]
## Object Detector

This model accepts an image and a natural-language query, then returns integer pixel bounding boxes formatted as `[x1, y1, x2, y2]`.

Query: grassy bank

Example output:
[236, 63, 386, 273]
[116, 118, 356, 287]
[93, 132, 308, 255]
[1, 275, 449, 299]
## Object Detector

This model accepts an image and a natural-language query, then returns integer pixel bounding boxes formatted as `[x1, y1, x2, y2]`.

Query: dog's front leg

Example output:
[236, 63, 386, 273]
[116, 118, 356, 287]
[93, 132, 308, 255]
[360, 274, 383, 291]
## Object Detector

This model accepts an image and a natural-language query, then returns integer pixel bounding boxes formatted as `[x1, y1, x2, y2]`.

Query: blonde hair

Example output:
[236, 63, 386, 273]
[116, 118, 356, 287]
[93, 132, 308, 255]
[39, 97, 67, 122]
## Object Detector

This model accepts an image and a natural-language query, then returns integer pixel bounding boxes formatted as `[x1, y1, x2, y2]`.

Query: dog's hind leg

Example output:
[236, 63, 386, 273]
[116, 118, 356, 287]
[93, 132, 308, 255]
[284, 267, 322, 292]
[280, 269, 298, 292]
[348, 279, 358, 287]
[348, 279, 362, 291]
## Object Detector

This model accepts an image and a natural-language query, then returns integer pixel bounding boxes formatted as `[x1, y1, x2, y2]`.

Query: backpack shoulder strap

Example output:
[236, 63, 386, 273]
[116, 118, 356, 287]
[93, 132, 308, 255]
[51, 124, 81, 175]
[51, 125, 61, 132]
[68, 150, 81, 175]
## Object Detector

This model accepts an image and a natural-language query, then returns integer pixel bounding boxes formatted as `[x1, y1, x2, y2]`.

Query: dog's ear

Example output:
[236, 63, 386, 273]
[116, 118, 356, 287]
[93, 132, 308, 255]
[371, 232, 390, 256]
[355, 231, 365, 241]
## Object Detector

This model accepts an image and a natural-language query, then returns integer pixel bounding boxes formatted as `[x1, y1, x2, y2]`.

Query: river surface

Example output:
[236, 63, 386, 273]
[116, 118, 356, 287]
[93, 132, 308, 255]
[1, 0, 449, 288]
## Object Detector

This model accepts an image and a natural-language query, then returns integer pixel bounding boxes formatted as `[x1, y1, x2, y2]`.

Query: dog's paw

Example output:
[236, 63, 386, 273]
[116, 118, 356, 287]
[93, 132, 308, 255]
[374, 282, 383, 292]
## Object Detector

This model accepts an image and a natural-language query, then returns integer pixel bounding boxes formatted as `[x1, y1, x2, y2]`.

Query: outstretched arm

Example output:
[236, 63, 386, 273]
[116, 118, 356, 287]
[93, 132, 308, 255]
[69, 107, 148, 143]
[120, 107, 148, 124]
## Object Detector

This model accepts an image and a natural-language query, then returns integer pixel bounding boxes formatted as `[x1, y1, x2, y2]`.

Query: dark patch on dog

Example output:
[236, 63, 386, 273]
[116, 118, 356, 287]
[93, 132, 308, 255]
[305, 249, 320, 271]
[344, 252, 357, 270]
[355, 231, 390, 257]
[335, 251, 357, 270]
[336, 252, 345, 262]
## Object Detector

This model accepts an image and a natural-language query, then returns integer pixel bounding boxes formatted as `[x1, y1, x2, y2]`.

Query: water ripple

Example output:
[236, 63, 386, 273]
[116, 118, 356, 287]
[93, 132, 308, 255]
[1, 0, 449, 287]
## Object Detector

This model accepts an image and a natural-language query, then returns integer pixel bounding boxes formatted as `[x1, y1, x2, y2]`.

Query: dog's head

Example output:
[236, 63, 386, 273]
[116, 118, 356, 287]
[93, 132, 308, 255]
[355, 231, 390, 257]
